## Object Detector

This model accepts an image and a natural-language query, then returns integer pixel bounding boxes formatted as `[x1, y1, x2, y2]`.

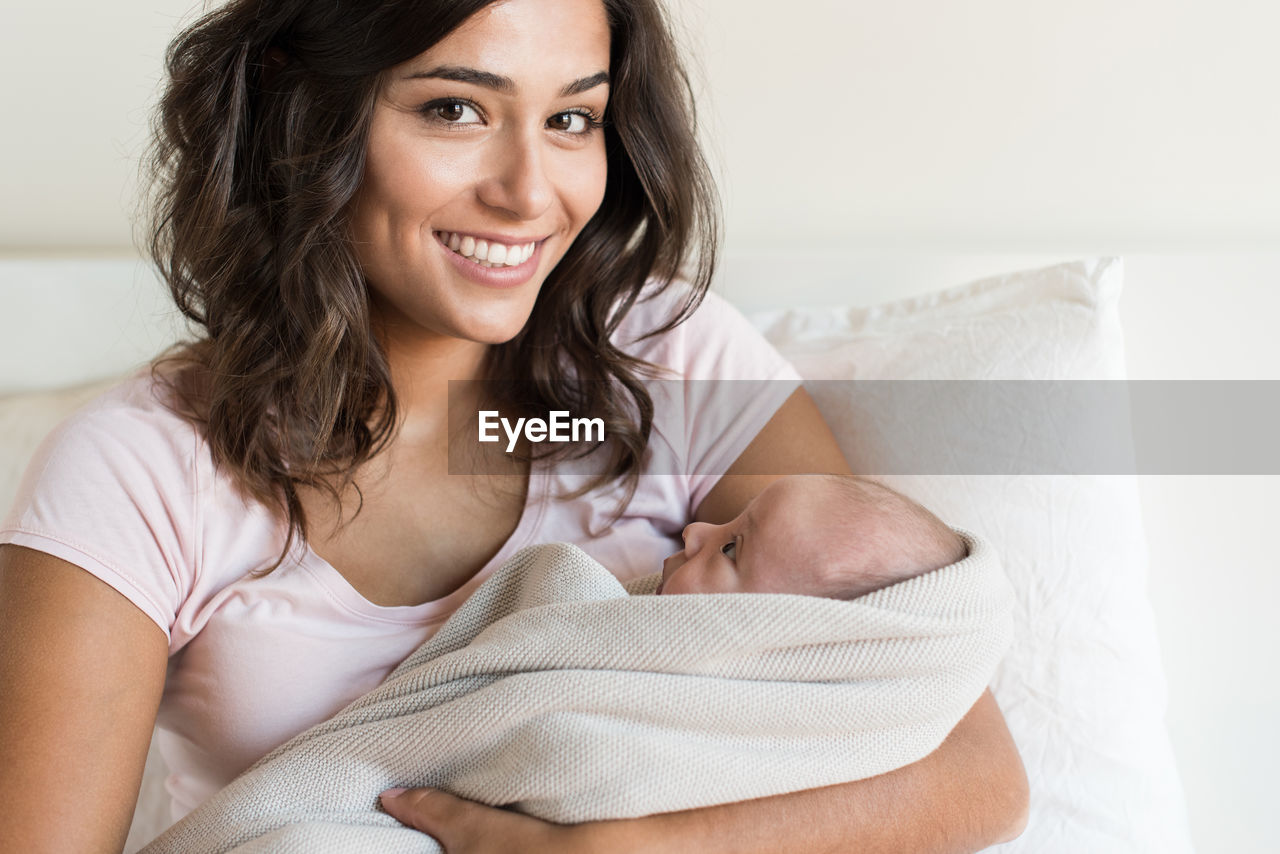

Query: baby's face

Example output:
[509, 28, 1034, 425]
[657, 475, 837, 595]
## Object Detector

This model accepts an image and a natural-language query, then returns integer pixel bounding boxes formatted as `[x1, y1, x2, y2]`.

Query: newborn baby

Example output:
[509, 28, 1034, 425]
[658, 474, 967, 599]
[144, 474, 1003, 852]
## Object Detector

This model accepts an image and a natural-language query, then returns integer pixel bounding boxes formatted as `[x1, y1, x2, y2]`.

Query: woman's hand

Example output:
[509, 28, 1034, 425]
[379, 788, 591, 854]
[379, 691, 1029, 854]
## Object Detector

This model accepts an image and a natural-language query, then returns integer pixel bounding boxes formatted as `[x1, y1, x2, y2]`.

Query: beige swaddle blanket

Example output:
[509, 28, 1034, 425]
[142, 533, 1012, 854]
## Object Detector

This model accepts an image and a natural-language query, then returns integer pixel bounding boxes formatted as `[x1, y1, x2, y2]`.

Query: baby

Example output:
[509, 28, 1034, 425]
[150, 477, 998, 850]
[657, 474, 967, 599]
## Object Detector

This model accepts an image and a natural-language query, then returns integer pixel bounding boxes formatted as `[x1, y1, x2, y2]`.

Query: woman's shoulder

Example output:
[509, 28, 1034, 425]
[2, 366, 216, 561]
[611, 280, 800, 382]
[1, 367, 279, 641]
[35, 367, 205, 468]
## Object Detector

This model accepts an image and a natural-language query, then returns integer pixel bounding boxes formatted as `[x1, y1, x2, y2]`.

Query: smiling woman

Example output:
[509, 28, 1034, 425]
[349, 0, 611, 346]
[0, 0, 1027, 852]
[144, 0, 719, 575]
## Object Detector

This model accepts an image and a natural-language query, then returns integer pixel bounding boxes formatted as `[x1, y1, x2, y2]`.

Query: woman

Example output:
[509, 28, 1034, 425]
[0, 0, 1028, 851]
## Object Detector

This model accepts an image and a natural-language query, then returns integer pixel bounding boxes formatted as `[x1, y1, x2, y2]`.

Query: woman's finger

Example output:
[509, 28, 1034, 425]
[379, 787, 474, 840]
[378, 787, 583, 853]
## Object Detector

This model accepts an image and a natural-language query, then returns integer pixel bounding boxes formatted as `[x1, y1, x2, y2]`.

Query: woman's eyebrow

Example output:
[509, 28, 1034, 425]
[403, 65, 609, 97]
[560, 71, 610, 96]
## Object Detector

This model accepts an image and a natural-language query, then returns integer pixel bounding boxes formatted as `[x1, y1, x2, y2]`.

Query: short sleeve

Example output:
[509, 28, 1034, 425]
[0, 383, 200, 639]
[615, 286, 803, 512]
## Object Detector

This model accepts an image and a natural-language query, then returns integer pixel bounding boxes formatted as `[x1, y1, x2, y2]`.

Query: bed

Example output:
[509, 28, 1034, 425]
[0, 254, 1200, 853]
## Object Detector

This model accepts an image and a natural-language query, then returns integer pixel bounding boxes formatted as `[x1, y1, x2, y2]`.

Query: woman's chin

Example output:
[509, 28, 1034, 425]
[451, 288, 547, 345]
[411, 297, 539, 347]
[461, 313, 536, 346]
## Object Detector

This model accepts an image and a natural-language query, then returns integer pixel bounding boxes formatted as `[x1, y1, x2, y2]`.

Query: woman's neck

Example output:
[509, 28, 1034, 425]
[381, 327, 491, 448]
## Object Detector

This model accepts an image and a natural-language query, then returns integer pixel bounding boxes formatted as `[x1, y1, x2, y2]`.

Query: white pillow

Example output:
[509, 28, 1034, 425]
[752, 257, 1195, 854]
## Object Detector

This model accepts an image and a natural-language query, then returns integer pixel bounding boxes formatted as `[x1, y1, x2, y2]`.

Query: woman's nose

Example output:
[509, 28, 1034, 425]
[476, 130, 554, 221]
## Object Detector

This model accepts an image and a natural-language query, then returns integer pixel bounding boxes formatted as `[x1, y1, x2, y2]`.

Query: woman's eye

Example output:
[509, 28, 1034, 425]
[426, 100, 482, 125]
[548, 111, 598, 134]
[721, 540, 736, 559]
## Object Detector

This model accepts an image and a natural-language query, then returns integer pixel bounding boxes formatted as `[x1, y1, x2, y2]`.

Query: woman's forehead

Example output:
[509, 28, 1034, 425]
[395, 0, 611, 82]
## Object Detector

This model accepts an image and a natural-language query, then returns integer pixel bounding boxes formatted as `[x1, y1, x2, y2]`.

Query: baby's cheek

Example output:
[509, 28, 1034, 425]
[665, 563, 720, 595]
[659, 574, 694, 595]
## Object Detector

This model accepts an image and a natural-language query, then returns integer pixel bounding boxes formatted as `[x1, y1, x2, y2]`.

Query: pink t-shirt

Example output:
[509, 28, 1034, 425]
[1, 288, 799, 818]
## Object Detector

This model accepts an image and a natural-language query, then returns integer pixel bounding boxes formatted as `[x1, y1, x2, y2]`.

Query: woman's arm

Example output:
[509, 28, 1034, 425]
[383, 690, 1026, 854]
[690, 385, 851, 524]
[583, 689, 1027, 854]
[383, 388, 1029, 852]
[0, 545, 168, 854]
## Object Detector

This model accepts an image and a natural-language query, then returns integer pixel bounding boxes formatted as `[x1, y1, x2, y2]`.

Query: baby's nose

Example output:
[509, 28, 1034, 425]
[681, 522, 713, 553]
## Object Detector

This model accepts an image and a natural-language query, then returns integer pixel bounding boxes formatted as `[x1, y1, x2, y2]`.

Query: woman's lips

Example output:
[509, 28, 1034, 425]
[434, 230, 546, 289]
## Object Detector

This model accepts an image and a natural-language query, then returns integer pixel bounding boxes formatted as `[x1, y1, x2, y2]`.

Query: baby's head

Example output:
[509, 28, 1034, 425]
[657, 474, 966, 599]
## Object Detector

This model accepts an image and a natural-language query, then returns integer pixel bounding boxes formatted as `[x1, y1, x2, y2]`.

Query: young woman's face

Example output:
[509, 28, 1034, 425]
[349, 0, 611, 347]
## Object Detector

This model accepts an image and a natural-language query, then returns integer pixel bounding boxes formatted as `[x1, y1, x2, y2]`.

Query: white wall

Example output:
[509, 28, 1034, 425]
[679, 0, 1280, 253]
[2, 0, 1279, 251]
[2, 2, 1278, 852]
[0, 0, 194, 248]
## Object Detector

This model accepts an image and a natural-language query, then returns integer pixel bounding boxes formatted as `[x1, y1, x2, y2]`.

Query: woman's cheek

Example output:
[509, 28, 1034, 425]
[561, 141, 608, 228]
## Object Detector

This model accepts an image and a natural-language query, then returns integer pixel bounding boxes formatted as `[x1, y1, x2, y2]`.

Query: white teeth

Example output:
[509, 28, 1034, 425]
[438, 231, 537, 268]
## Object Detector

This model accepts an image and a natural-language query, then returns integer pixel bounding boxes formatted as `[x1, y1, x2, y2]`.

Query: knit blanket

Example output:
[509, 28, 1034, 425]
[141, 533, 1012, 854]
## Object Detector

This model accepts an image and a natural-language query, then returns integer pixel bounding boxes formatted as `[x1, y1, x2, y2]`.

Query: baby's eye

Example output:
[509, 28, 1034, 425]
[721, 540, 736, 559]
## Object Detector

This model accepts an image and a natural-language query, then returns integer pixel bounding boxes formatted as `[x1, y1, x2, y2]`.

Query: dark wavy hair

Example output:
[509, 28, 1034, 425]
[146, 0, 719, 568]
